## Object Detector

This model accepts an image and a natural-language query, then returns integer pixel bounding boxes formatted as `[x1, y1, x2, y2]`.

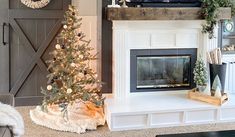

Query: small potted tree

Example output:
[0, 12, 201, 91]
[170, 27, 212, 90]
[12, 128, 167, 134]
[193, 56, 208, 92]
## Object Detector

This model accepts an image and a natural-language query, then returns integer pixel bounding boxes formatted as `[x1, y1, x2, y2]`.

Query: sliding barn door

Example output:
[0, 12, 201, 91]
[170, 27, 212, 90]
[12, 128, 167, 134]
[8, 0, 71, 106]
[0, 0, 9, 92]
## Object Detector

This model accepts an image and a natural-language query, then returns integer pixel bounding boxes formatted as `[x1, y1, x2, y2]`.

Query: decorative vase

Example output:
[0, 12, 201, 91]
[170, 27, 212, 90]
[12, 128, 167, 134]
[210, 63, 227, 94]
[197, 85, 207, 92]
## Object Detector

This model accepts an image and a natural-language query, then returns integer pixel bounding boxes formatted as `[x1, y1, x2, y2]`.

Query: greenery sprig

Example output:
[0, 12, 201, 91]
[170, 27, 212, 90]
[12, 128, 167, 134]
[201, 0, 235, 39]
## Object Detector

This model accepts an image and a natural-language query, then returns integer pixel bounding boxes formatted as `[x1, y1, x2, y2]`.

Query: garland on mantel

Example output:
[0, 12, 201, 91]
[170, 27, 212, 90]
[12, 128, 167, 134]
[201, 0, 235, 39]
[20, 0, 50, 9]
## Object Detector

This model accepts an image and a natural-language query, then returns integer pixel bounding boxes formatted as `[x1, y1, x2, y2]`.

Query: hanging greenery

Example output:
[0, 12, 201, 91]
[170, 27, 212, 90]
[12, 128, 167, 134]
[201, 0, 235, 39]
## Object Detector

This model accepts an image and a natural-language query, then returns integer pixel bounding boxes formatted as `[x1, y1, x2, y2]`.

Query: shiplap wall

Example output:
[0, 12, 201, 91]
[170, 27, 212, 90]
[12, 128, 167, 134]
[73, 0, 97, 16]
[72, 0, 101, 78]
[223, 55, 235, 93]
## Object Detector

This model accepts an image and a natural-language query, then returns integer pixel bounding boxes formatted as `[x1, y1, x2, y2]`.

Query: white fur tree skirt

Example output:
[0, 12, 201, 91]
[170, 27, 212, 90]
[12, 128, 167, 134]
[30, 102, 105, 134]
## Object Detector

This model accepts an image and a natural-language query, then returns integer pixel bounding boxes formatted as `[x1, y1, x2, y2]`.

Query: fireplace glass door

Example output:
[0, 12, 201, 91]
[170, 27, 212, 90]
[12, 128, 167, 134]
[137, 56, 190, 89]
[130, 48, 197, 92]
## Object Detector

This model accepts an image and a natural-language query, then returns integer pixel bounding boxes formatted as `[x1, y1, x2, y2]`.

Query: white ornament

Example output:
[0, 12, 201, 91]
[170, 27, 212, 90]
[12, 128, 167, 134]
[20, 0, 50, 9]
[55, 44, 61, 50]
[79, 55, 84, 59]
[63, 25, 68, 29]
[67, 88, 72, 94]
[78, 73, 84, 78]
[214, 87, 222, 98]
[47, 85, 52, 90]
[71, 63, 76, 67]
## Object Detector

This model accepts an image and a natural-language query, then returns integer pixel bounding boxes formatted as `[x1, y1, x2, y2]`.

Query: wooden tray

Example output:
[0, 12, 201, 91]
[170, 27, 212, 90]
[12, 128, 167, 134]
[188, 88, 228, 106]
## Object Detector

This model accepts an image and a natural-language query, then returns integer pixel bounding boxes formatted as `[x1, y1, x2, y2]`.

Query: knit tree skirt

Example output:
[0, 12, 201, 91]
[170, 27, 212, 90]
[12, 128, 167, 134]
[30, 102, 105, 134]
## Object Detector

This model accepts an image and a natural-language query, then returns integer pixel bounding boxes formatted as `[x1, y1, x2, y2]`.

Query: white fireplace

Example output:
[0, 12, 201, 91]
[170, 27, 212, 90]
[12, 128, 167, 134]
[105, 20, 235, 131]
[112, 20, 215, 99]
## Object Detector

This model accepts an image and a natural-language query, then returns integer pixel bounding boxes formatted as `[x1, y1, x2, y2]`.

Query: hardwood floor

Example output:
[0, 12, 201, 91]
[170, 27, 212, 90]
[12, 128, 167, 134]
[158, 130, 235, 137]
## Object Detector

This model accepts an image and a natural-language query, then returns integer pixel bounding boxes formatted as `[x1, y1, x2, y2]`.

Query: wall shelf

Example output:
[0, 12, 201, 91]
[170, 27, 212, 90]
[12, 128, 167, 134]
[106, 7, 231, 21]
[222, 51, 235, 55]
[223, 35, 235, 39]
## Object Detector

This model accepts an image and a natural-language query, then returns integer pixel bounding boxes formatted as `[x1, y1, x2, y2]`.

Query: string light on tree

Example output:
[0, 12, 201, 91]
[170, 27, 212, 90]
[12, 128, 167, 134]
[55, 44, 61, 50]
[78, 73, 84, 78]
[47, 85, 52, 90]
[63, 25, 68, 29]
[70, 63, 76, 67]
[79, 55, 84, 59]
[67, 88, 72, 94]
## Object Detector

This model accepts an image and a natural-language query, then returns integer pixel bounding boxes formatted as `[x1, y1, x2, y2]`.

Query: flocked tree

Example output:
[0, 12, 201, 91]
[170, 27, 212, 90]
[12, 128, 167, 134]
[193, 56, 208, 86]
[41, 5, 104, 113]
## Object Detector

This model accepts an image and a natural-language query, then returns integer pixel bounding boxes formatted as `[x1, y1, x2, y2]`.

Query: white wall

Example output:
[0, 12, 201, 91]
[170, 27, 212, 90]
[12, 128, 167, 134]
[72, 0, 101, 77]
[72, 0, 97, 16]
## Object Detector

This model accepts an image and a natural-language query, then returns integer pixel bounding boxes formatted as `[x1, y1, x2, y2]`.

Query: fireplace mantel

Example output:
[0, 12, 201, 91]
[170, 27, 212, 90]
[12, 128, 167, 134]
[106, 7, 231, 20]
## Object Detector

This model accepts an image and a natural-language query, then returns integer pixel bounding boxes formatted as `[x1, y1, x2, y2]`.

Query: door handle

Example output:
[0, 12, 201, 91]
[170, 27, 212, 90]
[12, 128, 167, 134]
[2, 22, 7, 46]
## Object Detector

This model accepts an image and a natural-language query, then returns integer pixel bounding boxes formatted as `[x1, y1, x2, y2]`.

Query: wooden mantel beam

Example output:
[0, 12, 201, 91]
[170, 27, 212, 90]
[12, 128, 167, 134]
[106, 7, 231, 21]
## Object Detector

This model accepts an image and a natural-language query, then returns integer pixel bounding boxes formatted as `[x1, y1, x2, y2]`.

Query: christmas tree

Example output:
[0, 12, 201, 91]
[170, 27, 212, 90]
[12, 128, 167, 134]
[193, 56, 208, 86]
[41, 5, 104, 112]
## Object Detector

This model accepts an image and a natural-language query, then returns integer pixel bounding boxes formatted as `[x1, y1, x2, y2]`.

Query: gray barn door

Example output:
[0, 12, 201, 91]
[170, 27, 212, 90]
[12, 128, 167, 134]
[0, 0, 9, 93]
[8, 0, 70, 106]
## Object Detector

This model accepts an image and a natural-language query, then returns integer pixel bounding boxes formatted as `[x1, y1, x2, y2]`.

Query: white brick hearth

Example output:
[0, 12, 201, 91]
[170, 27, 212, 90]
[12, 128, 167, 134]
[105, 20, 235, 131]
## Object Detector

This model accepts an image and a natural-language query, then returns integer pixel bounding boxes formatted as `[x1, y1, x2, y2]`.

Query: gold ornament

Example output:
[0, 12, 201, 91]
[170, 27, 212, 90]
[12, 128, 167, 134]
[67, 88, 72, 94]
[55, 44, 61, 50]
[47, 85, 52, 90]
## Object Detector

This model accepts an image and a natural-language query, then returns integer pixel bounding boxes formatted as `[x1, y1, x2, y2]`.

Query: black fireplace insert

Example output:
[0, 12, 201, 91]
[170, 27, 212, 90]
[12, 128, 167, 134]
[130, 48, 197, 92]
